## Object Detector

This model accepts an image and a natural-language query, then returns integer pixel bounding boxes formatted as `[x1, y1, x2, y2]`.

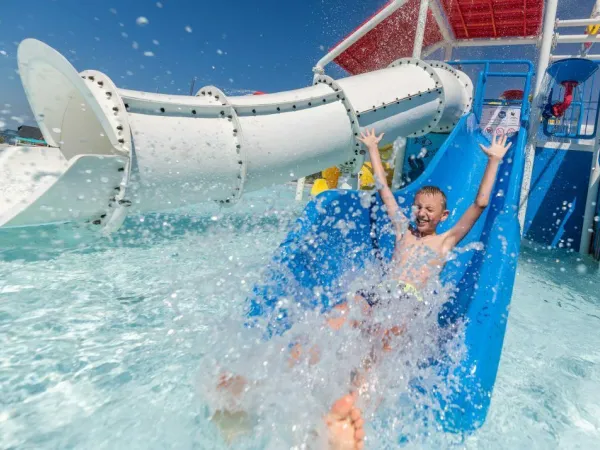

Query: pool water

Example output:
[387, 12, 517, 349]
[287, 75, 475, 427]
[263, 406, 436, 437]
[1, 185, 599, 449]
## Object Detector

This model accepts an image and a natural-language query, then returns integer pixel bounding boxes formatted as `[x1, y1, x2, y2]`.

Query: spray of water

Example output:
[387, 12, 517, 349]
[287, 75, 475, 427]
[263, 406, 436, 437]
[195, 229, 471, 448]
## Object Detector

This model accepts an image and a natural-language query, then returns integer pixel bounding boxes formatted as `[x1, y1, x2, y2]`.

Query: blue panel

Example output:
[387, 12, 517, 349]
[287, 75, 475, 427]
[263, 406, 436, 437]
[524, 147, 592, 249]
[546, 58, 598, 84]
[401, 134, 449, 186]
[246, 112, 528, 433]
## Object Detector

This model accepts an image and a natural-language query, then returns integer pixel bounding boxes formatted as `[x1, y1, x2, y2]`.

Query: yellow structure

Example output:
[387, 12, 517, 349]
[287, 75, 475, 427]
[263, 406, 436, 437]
[358, 143, 395, 189]
[310, 178, 330, 196]
[322, 166, 340, 188]
[310, 143, 396, 196]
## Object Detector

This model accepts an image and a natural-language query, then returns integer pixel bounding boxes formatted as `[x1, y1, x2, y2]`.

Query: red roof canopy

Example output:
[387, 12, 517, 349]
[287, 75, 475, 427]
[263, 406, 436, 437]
[333, 0, 544, 75]
[441, 0, 544, 39]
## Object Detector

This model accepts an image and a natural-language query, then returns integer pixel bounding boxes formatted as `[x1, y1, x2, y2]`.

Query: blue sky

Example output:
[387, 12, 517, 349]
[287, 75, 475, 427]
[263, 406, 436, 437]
[0, 0, 596, 129]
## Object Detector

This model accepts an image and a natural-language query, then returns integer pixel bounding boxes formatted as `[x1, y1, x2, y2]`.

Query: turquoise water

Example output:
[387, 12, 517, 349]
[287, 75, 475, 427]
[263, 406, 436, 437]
[1, 185, 599, 449]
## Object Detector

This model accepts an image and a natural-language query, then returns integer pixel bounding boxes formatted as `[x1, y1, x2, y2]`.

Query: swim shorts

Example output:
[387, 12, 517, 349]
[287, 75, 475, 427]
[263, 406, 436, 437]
[356, 281, 423, 307]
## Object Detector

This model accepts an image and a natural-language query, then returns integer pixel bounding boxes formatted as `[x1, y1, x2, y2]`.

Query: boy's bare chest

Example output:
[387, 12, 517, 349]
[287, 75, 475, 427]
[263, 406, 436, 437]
[394, 232, 446, 266]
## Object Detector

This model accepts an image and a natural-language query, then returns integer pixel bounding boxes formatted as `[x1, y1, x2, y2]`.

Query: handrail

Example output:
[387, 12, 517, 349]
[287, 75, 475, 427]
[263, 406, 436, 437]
[447, 60, 534, 123]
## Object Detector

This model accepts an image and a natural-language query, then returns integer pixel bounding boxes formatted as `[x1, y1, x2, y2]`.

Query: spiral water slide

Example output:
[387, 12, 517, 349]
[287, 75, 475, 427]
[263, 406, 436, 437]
[0, 39, 472, 232]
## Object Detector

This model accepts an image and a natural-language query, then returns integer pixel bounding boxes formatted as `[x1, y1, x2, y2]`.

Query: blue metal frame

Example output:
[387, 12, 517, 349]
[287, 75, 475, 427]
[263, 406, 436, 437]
[541, 59, 600, 140]
[447, 60, 534, 125]
[543, 78, 600, 139]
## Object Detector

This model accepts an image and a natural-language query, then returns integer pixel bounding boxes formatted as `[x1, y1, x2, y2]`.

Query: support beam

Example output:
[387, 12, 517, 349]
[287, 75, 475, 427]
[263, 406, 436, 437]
[444, 44, 453, 60]
[557, 34, 600, 44]
[580, 143, 600, 253]
[295, 177, 306, 201]
[422, 41, 446, 58]
[518, 0, 559, 230]
[556, 18, 600, 28]
[454, 37, 538, 47]
[551, 54, 600, 61]
[413, 0, 431, 58]
[429, 0, 455, 43]
[313, 0, 408, 74]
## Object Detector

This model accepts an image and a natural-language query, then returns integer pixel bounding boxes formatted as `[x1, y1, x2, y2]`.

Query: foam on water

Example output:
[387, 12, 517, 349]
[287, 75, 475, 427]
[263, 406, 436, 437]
[1, 185, 599, 449]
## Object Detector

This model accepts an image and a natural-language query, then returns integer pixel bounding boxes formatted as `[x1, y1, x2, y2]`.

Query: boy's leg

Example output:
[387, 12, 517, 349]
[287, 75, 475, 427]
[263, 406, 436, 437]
[290, 294, 372, 367]
[324, 392, 365, 450]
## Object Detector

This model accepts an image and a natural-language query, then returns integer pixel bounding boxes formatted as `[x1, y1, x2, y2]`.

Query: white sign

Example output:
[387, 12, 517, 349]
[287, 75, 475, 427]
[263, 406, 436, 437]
[480, 105, 521, 137]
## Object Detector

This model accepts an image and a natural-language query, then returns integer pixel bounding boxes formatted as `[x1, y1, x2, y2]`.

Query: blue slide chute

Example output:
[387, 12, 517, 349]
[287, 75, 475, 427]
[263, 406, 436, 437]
[247, 112, 527, 432]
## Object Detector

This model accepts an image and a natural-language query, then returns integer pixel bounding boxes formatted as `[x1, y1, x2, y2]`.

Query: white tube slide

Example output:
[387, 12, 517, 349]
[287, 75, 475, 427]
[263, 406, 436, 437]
[0, 39, 472, 232]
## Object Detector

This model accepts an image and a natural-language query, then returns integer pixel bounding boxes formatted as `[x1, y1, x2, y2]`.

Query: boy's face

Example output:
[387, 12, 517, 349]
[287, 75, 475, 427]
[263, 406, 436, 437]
[412, 193, 449, 235]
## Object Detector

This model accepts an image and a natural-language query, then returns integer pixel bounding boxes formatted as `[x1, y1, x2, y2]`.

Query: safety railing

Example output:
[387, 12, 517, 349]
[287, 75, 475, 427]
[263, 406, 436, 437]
[447, 60, 534, 125]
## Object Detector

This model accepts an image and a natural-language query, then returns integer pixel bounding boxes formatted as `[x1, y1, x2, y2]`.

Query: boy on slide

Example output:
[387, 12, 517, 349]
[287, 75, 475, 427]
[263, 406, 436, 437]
[213, 129, 512, 449]
[329, 128, 512, 328]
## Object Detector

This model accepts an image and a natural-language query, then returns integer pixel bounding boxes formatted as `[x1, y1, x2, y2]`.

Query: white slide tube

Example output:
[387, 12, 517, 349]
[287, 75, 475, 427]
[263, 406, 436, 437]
[0, 39, 472, 231]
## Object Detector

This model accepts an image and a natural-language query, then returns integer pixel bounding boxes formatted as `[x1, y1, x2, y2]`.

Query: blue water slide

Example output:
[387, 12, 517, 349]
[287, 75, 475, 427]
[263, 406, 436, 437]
[247, 61, 531, 433]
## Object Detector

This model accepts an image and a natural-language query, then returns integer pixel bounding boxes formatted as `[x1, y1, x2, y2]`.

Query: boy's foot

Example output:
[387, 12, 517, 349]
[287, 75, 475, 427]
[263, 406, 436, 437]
[325, 393, 365, 450]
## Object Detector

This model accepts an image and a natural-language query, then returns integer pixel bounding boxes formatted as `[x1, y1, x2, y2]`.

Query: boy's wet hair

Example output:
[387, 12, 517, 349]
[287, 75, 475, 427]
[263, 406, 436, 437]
[416, 185, 447, 210]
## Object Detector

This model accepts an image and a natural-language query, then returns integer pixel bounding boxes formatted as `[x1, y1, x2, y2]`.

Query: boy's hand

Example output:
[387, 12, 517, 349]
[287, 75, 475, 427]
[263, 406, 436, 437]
[479, 132, 512, 161]
[358, 128, 384, 149]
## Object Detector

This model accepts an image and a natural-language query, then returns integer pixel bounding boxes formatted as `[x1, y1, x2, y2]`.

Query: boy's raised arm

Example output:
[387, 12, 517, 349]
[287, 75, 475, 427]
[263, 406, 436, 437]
[444, 133, 512, 250]
[358, 129, 408, 233]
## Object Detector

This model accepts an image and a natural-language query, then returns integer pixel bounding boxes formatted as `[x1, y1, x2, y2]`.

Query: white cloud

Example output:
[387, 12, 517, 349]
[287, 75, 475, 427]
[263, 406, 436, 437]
[143, 51, 155, 57]
[185, 26, 192, 33]
[136, 17, 149, 26]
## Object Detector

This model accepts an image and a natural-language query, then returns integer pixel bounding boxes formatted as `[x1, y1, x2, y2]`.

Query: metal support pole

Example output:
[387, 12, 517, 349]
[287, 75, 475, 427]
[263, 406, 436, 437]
[518, 0, 559, 230]
[556, 34, 600, 44]
[580, 145, 600, 253]
[429, 0, 455, 43]
[413, 0, 431, 58]
[391, 138, 407, 190]
[454, 37, 538, 47]
[556, 18, 600, 28]
[444, 44, 453, 61]
[551, 54, 600, 61]
[313, 0, 408, 74]
[295, 177, 306, 201]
